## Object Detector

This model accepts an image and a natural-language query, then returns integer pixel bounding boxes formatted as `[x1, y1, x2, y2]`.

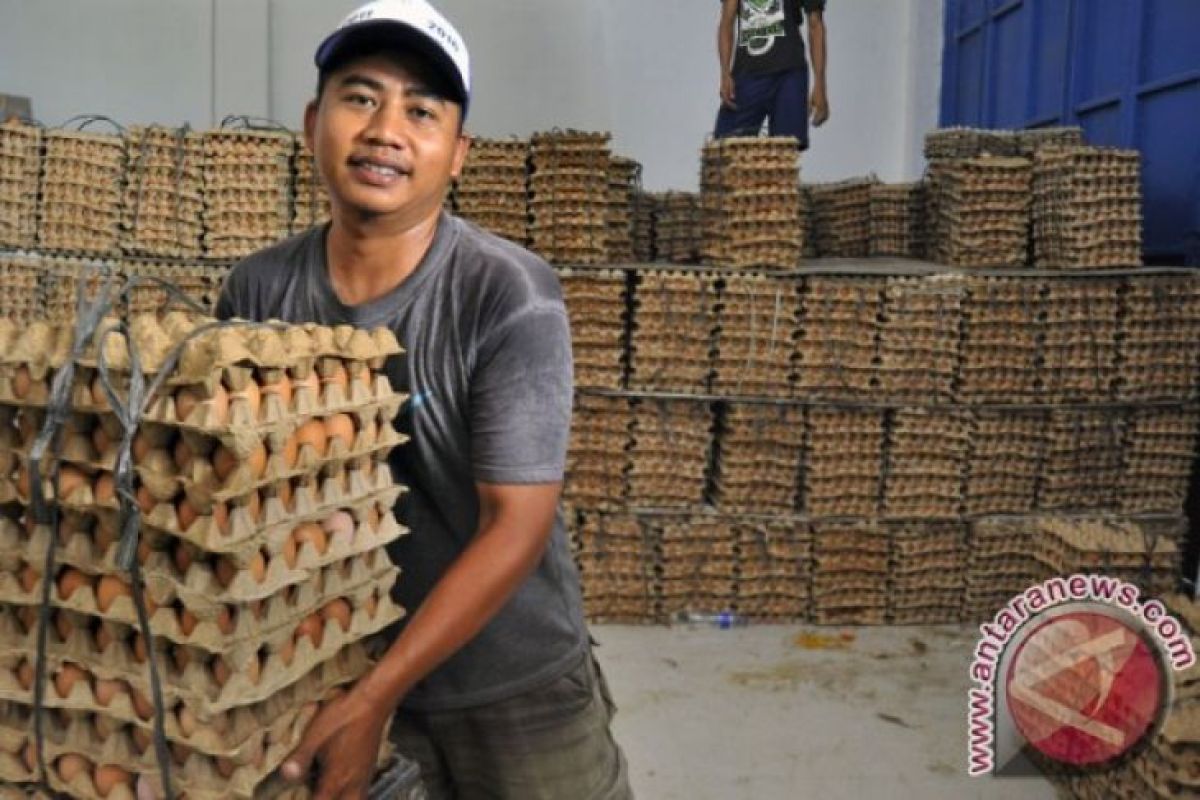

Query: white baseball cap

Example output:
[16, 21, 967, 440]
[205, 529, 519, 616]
[315, 0, 471, 114]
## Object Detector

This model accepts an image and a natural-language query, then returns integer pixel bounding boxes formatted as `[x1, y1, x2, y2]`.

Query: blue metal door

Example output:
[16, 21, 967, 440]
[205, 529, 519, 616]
[940, 0, 1200, 264]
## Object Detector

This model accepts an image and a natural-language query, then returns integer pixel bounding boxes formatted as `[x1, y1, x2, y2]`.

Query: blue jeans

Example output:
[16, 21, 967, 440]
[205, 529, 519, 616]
[714, 68, 810, 148]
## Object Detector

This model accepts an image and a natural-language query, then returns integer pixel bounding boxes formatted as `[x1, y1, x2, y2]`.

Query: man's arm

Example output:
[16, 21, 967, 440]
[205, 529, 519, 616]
[718, 0, 739, 108]
[280, 481, 562, 799]
[807, 8, 829, 126]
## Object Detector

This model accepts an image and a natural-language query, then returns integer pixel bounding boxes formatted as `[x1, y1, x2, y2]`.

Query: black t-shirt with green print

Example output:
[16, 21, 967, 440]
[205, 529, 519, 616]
[732, 0, 826, 77]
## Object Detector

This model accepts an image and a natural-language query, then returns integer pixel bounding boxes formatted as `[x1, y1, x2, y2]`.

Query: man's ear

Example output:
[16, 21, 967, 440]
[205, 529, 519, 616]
[450, 130, 473, 180]
[303, 100, 319, 151]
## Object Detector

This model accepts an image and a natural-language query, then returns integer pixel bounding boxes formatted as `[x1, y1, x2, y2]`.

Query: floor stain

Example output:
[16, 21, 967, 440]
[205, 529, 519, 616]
[792, 631, 856, 651]
[927, 761, 958, 777]
[877, 712, 914, 729]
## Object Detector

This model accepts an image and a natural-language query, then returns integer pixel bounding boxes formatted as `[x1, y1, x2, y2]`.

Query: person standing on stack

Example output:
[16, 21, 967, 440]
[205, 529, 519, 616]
[214, 1, 632, 798]
[714, 0, 829, 147]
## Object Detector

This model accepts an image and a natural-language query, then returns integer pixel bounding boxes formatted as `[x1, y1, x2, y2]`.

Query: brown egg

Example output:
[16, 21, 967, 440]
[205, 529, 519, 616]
[215, 756, 237, 779]
[211, 657, 231, 687]
[18, 563, 39, 594]
[292, 522, 329, 557]
[56, 465, 89, 500]
[93, 678, 125, 708]
[130, 726, 152, 753]
[176, 496, 199, 532]
[54, 753, 93, 784]
[217, 605, 237, 635]
[211, 445, 238, 482]
[95, 575, 132, 613]
[245, 491, 263, 523]
[90, 423, 112, 457]
[322, 510, 356, 543]
[247, 441, 268, 479]
[93, 473, 116, 505]
[248, 551, 268, 584]
[280, 535, 298, 569]
[173, 542, 196, 577]
[322, 362, 350, 391]
[262, 373, 293, 410]
[94, 764, 132, 797]
[14, 465, 31, 501]
[52, 610, 74, 642]
[90, 375, 112, 409]
[137, 537, 154, 566]
[278, 637, 296, 667]
[15, 605, 37, 633]
[293, 419, 328, 459]
[324, 414, 356, 451]
[248, 599, 267, 620]
[172, 437, 195, 471]
[176, 705, 198, 738]
[294, 614, 324, 650]
[131, 431, 155, 463]
[170, 742, 193, 766]
[214, 557, 238, 588]
[21, 741, 39, 772]
[365, 591, 380, 619]
[56, 567, 89, 601]
[11, 365, 33, 399]
[15, 658, 34, 691]
[366, 504, 382, 532]
[135, 485, 156, 514]
[321, 598, 353, 633]
[53, 662, 88, 699]
[131, 688, 154, 720]
[246, 652, 262, 685]
[281, 431, 300, 468]
[94, 625, 114, 653]
[175, 385, 228, 425]
[93, 519, 118, 551]
[132, 634, 148, 664]
[178, 607, 198, 637]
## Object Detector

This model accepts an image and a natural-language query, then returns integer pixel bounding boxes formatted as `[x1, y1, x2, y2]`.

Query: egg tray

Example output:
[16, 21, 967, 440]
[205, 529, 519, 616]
[0, 576, 399, 721]
[0, 124, 43, 250]
[0, 500, 404, 611]
[0, 546, 400, 663]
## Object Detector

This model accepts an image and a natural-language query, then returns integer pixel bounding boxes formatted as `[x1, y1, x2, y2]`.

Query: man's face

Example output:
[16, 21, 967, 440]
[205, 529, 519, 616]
[305, 52, 469, 224]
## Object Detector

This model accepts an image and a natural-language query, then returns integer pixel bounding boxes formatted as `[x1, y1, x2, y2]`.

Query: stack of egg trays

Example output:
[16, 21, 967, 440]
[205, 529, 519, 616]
[887, 521, 967, 625]
[876, 274, 963, 403]
[962, 517, 1043, 622]
[801, 408, 884, 518]
[713, 402, 803, 514]
[1032, 145, 1142, 269]
[559, 268, 627, 390]
[962, 409, 1046, 516]
[1117, 273, 1200, 402]
[1010, 127, 1084, 158]
[631, 191, 656, 262]
[923, 127, 1015, 162]
[38, 126, 126, 256]
[0, 252, 45, 325]
[957, 276, 1044, 403]
[572, 511, 660, 624]
[201, 127, 294, 260]
[794, 276, 883, 400]
[937, 156, 1032, 269]
[32, 257, 121, 326]
[1119, 408, 1198, 515]
[808, 178, 874, 257]
[291, 140, 331, 236]
[798, 185, 816, 259]
[121, 126, 204, 259]
[659, 516, 737, 619]
[1039, 409, 1123, 512]
[882, 408, 970, 520]
[811, 522, 889, 625]
[735, 518, 812, 622]
[1032, 515, 1182, 597]
[652, 192, 700, 264]
[868, 182, 926, 258]
[605, 156, 639, 263]
[1040, 278, 1120, 402]
[529, 131, 610, 265]
[699, 137, 801, 271]
[0, 119, 42, 249]
[712, 273, 798, 398]
[625, 398, 712, 510]
[121, 262, 228, 318]
[453, 137, 528, 246]
[563, 394, 631, 511]
[627, 270, 717, 394]
[0, 313, 409, 799]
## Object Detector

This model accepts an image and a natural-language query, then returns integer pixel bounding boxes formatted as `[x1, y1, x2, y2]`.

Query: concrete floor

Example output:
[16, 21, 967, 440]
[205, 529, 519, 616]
[591, 624, 1060, 800]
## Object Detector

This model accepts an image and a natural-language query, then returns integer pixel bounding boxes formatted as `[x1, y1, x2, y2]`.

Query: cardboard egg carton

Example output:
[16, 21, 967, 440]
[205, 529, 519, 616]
[605, 156, 639, 263]
[882, 409, 969, 519]
[956, 277, 1044, 402]
[1118, 275, 1200, 402]
[1031, 516, 1181, 586]
[1032, 145, 1142, 268]
[712, 274, 798, 398]
[0, 120, 42, 249]
[120, 126, 205, 259]
[869, 182, 926, 258]
[713, 403, 803, 514]
[631, 191, 656, 262]
[876, 275, 963, 402]
[1039, 278, 1120, 401]
[807, 178, 874, 257]
[795, 277, 884, 398]
[564, 395, 631, 509]
[453, 138, 528, 244]
[651, 192, 700, 264]
[119, 261, 225, 316]
[559, 268, 626, 390]
[0, 253, 44, 325]
[627, 270, 717, 393]
[935, 156, 1031, 268]
[36, 128, 126, 256]
[735, 520, 811, 614]
[1119, 408, 1197, 514]
[700, 138, 800, 270]
[290, 141, 331, 235]
[625, 399, 711, 509]
[1038, 410, 1123, 511]
[528, 132, 610, 265]
[963, 410, 1045, 515]
[200, 128, 294, 260]
[923, 127, 1019, 161]
[659, 519, 736, 614]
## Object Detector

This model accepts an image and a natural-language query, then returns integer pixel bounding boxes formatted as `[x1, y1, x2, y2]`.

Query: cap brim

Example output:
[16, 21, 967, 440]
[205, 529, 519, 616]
[315, 21, 468, 110]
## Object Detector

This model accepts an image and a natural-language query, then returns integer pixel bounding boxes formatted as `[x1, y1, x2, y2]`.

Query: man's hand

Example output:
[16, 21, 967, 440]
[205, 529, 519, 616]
[720, 73, 737, 109]
[280, 686, 390, 799]
[810, 84, 829, 127]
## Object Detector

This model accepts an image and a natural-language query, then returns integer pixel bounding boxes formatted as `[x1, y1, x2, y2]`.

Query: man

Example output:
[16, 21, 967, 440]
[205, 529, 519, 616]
[714, 0, 829, 146]
[214, 2, 631, 798]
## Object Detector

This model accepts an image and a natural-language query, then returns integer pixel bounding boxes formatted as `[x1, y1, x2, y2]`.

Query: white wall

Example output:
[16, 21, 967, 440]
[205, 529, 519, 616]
[0, 0, 943, 190]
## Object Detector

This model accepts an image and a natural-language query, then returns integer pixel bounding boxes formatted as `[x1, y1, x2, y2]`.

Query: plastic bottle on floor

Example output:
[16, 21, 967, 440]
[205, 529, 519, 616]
[672, 610, 748, 629]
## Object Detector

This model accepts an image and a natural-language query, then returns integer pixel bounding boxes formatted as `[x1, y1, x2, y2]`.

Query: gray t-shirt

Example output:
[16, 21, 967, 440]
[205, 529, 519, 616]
[214, 213, 588, 712]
